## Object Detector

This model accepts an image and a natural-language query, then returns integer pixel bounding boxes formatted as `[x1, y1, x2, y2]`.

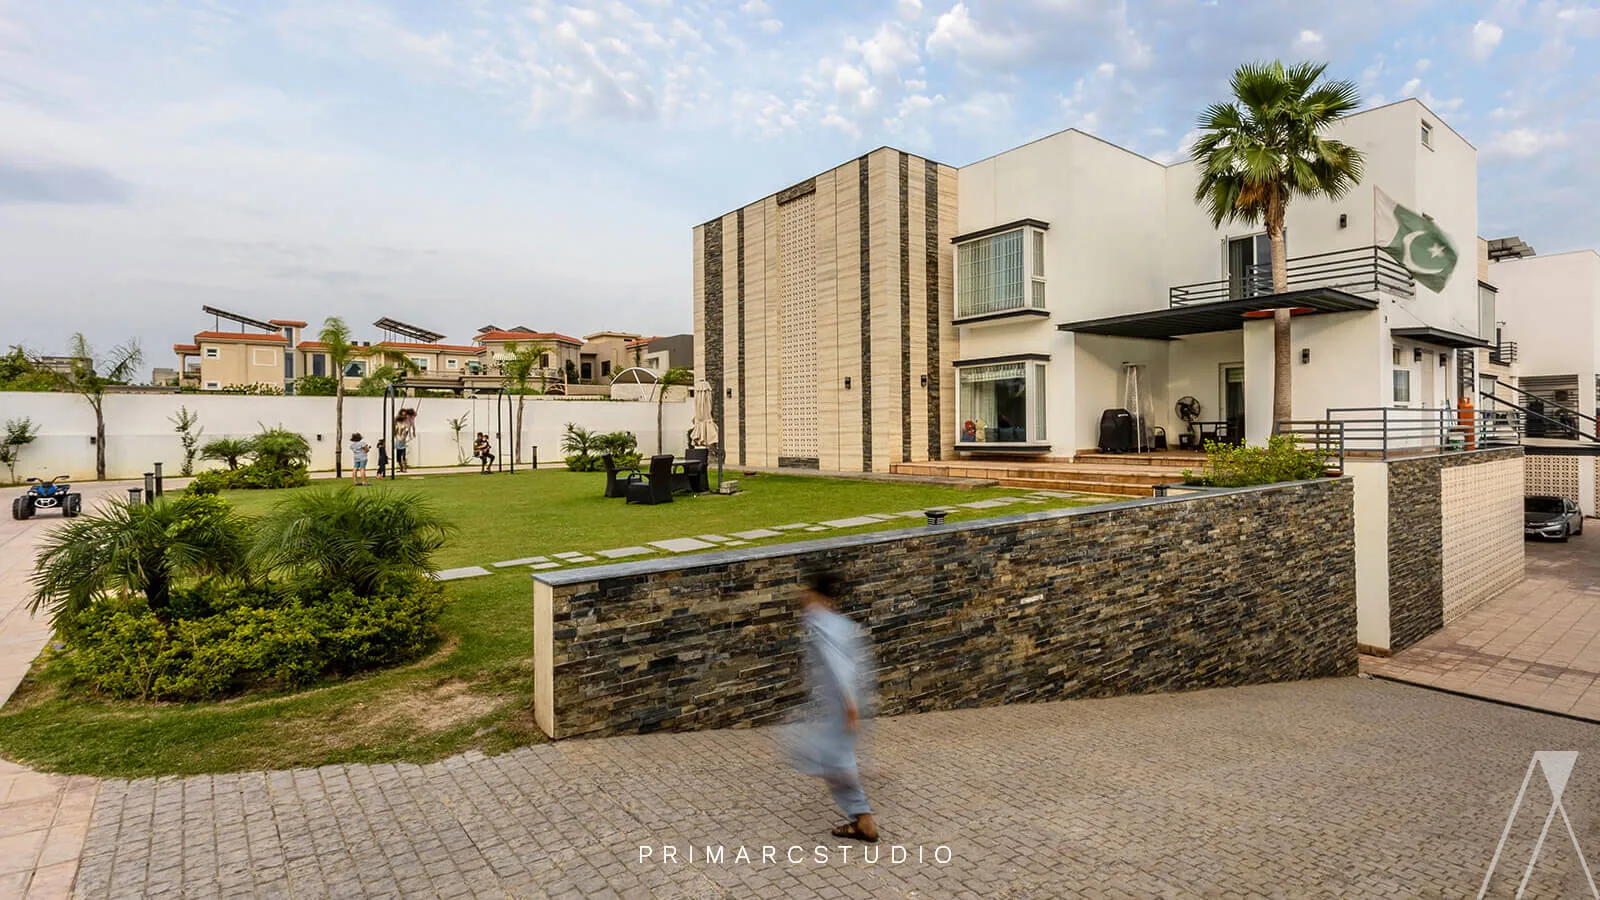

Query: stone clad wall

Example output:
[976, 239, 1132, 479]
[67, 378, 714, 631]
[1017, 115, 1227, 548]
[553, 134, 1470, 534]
[1386, 447, 1524, 651]
[533, 479, 1358, 740]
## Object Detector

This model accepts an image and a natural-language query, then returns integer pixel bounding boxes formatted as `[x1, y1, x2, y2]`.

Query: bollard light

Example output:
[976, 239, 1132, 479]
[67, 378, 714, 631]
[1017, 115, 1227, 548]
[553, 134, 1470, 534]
[153, 462, 164, 497]
[143, 473, 155, 504]
[127, 487, 142, 503]
[924, 508, 948, 526]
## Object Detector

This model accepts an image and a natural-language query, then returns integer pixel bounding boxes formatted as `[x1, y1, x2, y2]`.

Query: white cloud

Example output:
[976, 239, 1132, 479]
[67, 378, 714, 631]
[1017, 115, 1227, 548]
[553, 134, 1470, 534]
[1486, 127, 1568, 158]
[1471, 20, 1504, 60]
[925, 2, 1020, 62]
[898, 0, 923, 19]
[739, 0, 772, 15]
[1401, 77, 1422, 97]
[759, 18, 782, 33]
[1414, 58, 1431, 73]
[848, 22, 920, 78]
[1295, 29, 1323, 51]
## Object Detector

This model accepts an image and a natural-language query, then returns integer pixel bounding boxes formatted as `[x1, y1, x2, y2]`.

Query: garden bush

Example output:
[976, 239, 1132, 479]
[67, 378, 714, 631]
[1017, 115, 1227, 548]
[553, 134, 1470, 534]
[561, 424, 641, 471]
[187, 426, 312, 494]
[1182, 435, 1327, 487]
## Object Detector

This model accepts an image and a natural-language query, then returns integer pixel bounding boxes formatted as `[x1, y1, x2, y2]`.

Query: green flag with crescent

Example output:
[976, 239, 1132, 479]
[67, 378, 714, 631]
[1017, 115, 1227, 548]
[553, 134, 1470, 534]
[1375, 188, 1457, 293]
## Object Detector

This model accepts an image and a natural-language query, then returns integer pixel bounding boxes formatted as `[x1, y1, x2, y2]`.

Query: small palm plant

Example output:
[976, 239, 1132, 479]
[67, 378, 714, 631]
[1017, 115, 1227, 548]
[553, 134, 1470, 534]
[200, 437, 252, 471]
[499, 341, 554, 465]
[250, 487, 453, 597]
[28, 493, 251, 630]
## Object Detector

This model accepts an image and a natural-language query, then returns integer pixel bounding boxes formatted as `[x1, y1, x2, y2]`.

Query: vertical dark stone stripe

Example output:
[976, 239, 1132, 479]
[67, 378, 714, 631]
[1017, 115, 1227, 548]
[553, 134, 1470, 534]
[859, 157, 872, 472]
[704, 219, 724, 447]
[925, 162, 941, 460]
[737, 208, 746, 467]
[899, 152, 911, 463]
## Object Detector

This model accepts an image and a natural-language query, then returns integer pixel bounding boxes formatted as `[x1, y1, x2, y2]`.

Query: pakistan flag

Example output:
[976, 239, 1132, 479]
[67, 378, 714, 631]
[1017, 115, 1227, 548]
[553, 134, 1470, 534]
[1375, 188, 1458, 293]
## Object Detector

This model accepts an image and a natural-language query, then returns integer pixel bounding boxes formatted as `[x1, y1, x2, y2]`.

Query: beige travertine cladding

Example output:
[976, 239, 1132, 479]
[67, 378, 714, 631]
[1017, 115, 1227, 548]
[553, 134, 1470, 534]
[868, 148, 902, 472]
[692, 223, 706, 378]
[834, 160, 864, 470]
[907, 155, 930, 463]
[741, 202, 767, 467]
[814, 169, 841, 470]
[936, 163, 960, 460]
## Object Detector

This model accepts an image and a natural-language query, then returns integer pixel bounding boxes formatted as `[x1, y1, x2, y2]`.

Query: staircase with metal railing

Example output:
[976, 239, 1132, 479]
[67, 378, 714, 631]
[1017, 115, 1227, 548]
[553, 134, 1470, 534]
[1482, 381, 1599, 443]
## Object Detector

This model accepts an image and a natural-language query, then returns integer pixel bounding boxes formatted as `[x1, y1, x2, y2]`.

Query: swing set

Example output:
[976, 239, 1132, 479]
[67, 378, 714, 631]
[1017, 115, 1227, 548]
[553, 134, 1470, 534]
[377, 382, 519, 480]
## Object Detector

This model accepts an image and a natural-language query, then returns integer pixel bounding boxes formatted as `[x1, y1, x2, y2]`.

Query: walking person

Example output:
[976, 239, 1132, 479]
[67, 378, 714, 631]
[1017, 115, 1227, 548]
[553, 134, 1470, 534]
[349, 432, 371, 486]
[789, 570, 879, 843]
[376, 439, 388, 479]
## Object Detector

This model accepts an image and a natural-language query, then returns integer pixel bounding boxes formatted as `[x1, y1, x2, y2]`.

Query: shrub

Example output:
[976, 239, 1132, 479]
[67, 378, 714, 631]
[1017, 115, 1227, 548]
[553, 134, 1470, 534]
[250, 486, 453, 597]
[293, 375, 338, 396]
[187, 427, 311, 494]
[1183, 435, 1327, 487]
[562, 424, 640, 471]
[249, 426, 312, 471]
[200, 437, 251, 470]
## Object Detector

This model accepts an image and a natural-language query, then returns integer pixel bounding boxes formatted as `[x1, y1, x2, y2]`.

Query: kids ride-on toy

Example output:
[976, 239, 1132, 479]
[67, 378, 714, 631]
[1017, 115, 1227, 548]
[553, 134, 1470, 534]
[13, 475, 80, 520]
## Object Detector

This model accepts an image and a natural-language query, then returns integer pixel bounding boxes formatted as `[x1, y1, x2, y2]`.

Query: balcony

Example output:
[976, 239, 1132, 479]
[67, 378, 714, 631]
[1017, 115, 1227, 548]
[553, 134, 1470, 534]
[1490, 340, 1517, 365]
[1169, 246, 1415, 308]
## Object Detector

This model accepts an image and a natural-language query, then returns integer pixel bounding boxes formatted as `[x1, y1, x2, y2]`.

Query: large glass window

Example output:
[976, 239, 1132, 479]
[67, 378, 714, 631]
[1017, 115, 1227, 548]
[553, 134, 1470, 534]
[344, 360, 365, 378]
[957, 362, 1047, 444]
[957, 228, 1045, 318]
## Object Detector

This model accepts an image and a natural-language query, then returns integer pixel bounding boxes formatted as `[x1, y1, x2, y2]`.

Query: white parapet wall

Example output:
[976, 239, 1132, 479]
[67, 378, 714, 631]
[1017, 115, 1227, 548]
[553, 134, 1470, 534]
[0, 392, 696, 481]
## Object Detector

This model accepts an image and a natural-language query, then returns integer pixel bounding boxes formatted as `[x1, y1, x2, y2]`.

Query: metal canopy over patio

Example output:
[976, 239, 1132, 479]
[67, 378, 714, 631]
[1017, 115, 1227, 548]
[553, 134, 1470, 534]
[1056, 289, 1379, 340]
[1388, 326, 1491, 349]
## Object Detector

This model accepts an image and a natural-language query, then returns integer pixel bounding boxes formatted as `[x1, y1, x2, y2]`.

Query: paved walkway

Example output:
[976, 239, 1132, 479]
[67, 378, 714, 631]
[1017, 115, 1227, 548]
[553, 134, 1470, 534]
[1364, 538, 1600, 719]
[66, 678, 1600, 898]
[0, 481, 128, 900]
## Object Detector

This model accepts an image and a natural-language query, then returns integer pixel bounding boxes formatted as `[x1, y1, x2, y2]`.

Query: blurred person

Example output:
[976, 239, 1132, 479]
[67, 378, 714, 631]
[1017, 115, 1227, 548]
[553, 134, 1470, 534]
[789, 569, 879, 843]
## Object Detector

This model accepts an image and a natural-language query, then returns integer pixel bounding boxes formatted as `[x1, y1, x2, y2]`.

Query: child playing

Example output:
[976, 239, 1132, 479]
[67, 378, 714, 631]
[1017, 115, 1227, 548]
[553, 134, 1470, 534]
[376, 439, 388, 478]
[473, 433, 494, 474]
[350, 432, 371, 486]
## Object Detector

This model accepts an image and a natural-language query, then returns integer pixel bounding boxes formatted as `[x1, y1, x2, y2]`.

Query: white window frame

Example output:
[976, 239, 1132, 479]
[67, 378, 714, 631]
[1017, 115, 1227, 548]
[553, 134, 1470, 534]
[409, 356, 429, 371]
[204, 346, 219, 359]
[955, 359, 1049, 445]
[955, 225, 1047, 320]
[446, 358, 458, 370]
[203, 381, 220, 390]
[1420, 120, 1433, 149]
[344, 360, 366, 378]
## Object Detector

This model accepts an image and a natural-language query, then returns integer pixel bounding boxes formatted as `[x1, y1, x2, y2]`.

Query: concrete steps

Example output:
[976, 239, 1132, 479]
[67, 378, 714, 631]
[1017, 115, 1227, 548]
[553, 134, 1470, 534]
[891, 452, 1206, 498]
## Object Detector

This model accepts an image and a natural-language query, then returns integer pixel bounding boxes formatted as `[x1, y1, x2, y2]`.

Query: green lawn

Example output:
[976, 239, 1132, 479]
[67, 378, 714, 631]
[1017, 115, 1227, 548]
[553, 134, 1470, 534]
[0, 470, 1103, 777]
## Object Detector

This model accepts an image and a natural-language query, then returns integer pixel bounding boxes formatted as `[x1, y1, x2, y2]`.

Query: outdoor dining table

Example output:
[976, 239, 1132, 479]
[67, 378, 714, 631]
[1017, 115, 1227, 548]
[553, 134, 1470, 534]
[671, 458, 706, 493]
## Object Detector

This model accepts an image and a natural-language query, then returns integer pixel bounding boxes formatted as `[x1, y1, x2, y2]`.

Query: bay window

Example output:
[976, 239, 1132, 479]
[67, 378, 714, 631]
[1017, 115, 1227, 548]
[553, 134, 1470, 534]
[956, 358, 1049, 445]
[954, 220, 1049, 320]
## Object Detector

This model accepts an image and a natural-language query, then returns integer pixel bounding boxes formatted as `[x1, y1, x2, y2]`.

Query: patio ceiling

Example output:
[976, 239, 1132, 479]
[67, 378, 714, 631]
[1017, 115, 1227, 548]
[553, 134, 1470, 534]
[1056, 288, 1379, 340]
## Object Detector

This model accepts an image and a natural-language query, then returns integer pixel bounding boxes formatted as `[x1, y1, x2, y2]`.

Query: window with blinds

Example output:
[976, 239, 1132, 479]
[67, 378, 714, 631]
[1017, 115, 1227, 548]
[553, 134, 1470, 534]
[957, 228, 1037, 317]
[957, 361, 1046, 444]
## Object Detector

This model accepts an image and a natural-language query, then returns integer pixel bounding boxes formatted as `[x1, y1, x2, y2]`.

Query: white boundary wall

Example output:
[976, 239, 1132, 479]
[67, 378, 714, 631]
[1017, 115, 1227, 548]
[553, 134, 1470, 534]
[0, 393, 695, 481]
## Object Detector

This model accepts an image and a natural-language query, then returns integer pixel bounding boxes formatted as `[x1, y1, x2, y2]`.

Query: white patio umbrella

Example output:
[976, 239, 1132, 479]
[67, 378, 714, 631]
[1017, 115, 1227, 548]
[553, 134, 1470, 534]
[690, 379, 720, 447]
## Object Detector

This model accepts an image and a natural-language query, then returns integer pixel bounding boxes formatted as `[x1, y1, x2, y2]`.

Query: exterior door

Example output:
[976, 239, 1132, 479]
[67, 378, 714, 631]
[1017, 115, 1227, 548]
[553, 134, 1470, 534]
[1222, 365, 1245, 442]
[1226, 234, 1274, 299]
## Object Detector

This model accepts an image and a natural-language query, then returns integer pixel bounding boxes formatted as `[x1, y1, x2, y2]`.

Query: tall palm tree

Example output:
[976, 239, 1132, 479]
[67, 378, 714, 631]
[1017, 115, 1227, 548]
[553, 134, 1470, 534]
[655, 366, 694, 455]
[499, 341, 553, 466]
[51, 334, 142, 480]
[1191, 60, 1364, 428]
[319, 317, 417, 477]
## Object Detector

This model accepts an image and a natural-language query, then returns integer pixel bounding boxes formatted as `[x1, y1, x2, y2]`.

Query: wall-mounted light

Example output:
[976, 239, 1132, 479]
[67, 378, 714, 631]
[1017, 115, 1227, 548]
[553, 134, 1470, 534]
[920, 374, 928, 387]
[1413, 348, 1423, 363]
[1439, 352, 1448, 367]
[89, 436, 96, 445]
[844, 376, 853, 390]
[1300, 348, 1311, 365]
[726, 388, 733, 398]
[1338, 213, 1348, 229]
[316, 434, 323, 441]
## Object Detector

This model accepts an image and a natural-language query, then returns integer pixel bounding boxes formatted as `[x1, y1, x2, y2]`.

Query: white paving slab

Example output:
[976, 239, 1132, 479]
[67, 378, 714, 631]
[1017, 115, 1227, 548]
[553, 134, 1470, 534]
[804, 526, 828, 532]
[596, 546, 655, 559]
[772, 524, 812, 531]
[820, 516, 881, 528]
[431, 566, 491, 582]
[567, 556, 596, 563]
[959, 499, 1011, 509]
[553, 552, 586, 560]
[731, 528, 783, 540]
[893, 510, 931, 518]
[724, 540, 750, 547]
[694, 534, 733, 543]
[862, 514, 897, 520]
[530, 562, 562, 571]
[1028, 491, 1081, 499]
[1022, 498, 1046, 504]
[651, 537, 717, 553]
[491, 556, 548, 568]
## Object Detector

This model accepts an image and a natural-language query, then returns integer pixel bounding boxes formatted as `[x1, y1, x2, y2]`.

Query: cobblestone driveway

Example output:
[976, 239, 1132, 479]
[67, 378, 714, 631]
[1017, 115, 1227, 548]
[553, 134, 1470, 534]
[76, 677, 1600, 898]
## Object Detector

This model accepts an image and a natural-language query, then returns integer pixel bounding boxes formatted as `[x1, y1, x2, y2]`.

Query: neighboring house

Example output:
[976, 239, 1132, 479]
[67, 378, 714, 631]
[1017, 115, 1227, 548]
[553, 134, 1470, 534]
[150, 367, 178, 387]
[1488, 242, 1600, 513]
[695, 98, 1493, 472]
[473, 327, 585, 385]
[175, 330, 293, 392]
[580, 331, 642, 382]
[628, 334, 694, 373]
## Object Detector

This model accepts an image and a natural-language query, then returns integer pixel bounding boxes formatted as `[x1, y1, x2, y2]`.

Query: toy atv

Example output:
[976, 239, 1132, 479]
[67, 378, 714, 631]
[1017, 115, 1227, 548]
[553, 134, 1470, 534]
[13, 476, 80, 520]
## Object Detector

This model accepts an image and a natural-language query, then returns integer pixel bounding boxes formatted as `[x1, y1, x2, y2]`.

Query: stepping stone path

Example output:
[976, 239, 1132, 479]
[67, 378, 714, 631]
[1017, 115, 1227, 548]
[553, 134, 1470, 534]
[596, 546, 655, 559]
[960, 499, 1012, 509]
[772, 524, 812, 531]
[724, 540, 750, 547]
[492, 556, 548, 568]
[531, 562, 562, 571]
[553, 552, 587, 560]
[732, 528, 782, 540]
[804, 526, 828, 532]
[651, 537, 717, 553]
[431, 566, 491, 582]
[695, 534, 733, 543]
[893, 510, 931, 518]
[821, 516, 881, 528]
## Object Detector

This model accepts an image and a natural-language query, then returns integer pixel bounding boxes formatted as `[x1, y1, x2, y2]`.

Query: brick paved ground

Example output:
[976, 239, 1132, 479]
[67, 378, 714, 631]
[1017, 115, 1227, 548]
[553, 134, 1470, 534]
[74, 677, 1600, 898]
[1366, 538, 1600, 719]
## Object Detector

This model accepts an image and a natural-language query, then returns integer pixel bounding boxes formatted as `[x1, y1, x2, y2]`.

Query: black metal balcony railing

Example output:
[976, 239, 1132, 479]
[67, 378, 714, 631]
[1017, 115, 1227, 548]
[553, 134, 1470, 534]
[1490, 340, 1517, 365]
[1324, 407, 1523, 459]
[1169, 246, 1416, 308]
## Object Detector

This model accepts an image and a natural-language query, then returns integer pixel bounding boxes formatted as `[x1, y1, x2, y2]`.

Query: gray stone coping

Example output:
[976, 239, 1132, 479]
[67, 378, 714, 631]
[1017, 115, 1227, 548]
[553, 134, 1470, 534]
[533, 476, 1347, 587]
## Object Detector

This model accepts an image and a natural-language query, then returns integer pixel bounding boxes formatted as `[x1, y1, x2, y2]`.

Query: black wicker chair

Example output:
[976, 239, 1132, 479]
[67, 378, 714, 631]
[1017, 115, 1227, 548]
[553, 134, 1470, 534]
[602, 454, 637, 499]
[626, 455, 675, 505]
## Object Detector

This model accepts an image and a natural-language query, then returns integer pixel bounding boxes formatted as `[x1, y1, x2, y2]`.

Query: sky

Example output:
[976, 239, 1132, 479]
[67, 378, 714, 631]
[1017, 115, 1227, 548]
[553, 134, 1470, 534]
[0, 0, 1595, 376]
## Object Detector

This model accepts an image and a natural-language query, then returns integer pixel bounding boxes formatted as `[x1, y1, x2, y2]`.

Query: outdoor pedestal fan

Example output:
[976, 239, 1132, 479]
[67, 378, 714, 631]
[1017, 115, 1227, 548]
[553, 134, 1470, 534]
[1175, 396, 1202, 449]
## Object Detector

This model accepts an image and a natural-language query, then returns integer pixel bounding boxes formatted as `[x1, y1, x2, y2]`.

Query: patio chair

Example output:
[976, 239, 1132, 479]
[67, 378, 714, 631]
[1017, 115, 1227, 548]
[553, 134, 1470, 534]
[602, 454, 637, 499]
[677, 447, 711, 493]
[626, 455, 675, 506]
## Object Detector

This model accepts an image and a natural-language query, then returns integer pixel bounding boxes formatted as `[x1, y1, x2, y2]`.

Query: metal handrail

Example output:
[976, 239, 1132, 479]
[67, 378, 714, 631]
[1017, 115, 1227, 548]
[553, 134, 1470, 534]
[1489, 341, 1517, 365]
[1272, 420, 1346, 475]
[1170, 246, 1416, 307]
[1325, 406, 1522, 459]
[1478, 391, 1598, 443]
[1484, 380, 1598, 430]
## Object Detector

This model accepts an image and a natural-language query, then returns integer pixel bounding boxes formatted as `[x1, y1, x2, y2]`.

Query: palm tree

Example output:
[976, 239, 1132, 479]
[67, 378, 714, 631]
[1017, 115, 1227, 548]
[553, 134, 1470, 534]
[50, 334, 142, 480]
[318, 317, 417, 478]
[499, 341, 553, 465]
[250, 486, 453, 597]
[655, 366, 694, 454]
[28, 493, 251, 630]
[200, 437, 252, 470]
[1191, 60, 1364, 428]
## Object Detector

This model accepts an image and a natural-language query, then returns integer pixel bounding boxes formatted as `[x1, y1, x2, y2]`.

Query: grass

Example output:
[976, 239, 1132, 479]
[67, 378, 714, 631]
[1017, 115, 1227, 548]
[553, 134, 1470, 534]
[0, 470, 1104, 777]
